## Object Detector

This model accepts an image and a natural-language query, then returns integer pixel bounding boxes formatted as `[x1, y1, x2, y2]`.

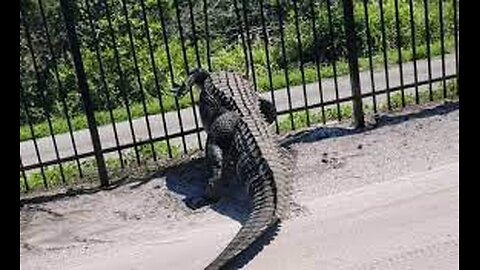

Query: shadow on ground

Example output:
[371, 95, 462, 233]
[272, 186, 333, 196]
[163, 156, 286, 269]
[19, 153, 200, 207]
[164, 157, 250, 223]
[280, 101, 459, 147]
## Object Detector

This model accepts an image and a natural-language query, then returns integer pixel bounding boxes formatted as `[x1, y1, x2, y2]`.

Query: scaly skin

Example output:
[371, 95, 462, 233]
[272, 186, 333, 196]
[173, 69, 293, 269]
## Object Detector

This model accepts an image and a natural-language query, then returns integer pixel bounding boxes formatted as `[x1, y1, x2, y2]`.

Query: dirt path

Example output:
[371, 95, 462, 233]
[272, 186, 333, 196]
[20, 102, 459, 270]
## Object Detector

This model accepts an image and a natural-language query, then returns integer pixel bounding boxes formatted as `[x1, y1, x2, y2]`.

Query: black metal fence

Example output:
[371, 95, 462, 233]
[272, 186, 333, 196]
[20, 0, 459, 192]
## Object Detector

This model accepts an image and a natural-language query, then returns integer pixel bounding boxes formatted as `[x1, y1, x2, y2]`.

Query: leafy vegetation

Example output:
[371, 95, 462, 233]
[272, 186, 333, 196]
[20, 0, 457, 141]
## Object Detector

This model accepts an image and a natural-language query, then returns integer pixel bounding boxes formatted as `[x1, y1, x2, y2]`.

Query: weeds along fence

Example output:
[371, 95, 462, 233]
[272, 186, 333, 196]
[20, 0, 459, 192]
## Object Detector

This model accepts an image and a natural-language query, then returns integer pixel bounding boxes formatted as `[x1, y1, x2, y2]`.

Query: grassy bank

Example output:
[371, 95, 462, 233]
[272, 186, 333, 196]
[20, 141, 181, 193]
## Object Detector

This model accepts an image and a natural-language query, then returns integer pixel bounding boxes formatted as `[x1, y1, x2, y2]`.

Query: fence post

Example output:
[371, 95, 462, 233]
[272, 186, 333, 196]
[342, 0, 365, 128]
[59, 0, 109, 187]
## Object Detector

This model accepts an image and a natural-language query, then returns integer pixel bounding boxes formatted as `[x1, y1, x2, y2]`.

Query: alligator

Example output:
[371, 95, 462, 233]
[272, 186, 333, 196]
[173, 69, 294, 269]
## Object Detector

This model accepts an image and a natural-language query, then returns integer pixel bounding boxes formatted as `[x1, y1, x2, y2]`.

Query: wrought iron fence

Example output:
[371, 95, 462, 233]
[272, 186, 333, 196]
[19, 0, 459, 192]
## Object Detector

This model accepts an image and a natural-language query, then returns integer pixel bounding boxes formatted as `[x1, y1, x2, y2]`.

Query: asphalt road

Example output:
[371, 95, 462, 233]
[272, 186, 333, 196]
[20, 54, 456, 167]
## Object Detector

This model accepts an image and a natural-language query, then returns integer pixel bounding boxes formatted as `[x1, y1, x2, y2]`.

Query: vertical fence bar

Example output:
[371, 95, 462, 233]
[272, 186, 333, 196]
[342, 0, 364, 128]
[241, 0, 258, 92]
[84, 0, 124, 168]
[259, 0, 279, 133]
[438, 0, 447, 98]
[20, 158, 29, 192]
[139, 0, 173, 158]
[59, 0, 109, 187]
[102, 0, 141, 164]
[233, 0, 250, 78]
[423, 0, 433, 101]
[362, 0, 377, 113]
[188, 0, 202, 69]
[203, 0, 212, 71]
[275, 0, 295, 130]
[408, 0, 420, 104]
[120, 0, 156, 162]
[187, 0, 204, 150]
[21, 7, 66, 185]
[453, 0, 458, 93]
[326, 0, 342, 121]
[157, 0, 186, 156]
[379, 0, 391, 110]
[309, 0, 326, 123]
[38, 0, 83, 177]
[292, 0, 310, 126]
[393, 0, 405, 107]
[173, 0, 202, 153]
[20, 84, 47, 188]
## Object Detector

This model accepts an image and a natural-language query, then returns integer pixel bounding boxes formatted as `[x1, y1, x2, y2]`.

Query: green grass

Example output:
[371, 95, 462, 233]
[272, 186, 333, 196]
[257, 38, 455, 92]
[278, 79, 458, 133]
[20, 38, 455, 142]
[20, 141, 181, 193]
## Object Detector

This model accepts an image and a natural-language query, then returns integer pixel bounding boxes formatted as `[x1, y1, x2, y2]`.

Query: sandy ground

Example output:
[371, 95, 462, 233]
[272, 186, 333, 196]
[20, 102, 459, 270]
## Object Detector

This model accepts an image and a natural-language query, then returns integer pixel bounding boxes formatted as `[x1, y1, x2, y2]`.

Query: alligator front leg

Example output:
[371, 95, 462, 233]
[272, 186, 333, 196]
[259, 98, 277, 125]
[185, 136, 224, 210]
[204, 136, 224, 203]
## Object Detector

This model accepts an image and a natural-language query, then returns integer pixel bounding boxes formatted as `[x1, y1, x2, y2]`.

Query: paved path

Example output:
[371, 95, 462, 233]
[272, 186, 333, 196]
[20, 54, 456, 167]
[21, 162, 459, 270]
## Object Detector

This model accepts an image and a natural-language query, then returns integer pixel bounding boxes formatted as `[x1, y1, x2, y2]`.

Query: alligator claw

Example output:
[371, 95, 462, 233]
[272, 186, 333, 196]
[184, 196, 218, 210]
